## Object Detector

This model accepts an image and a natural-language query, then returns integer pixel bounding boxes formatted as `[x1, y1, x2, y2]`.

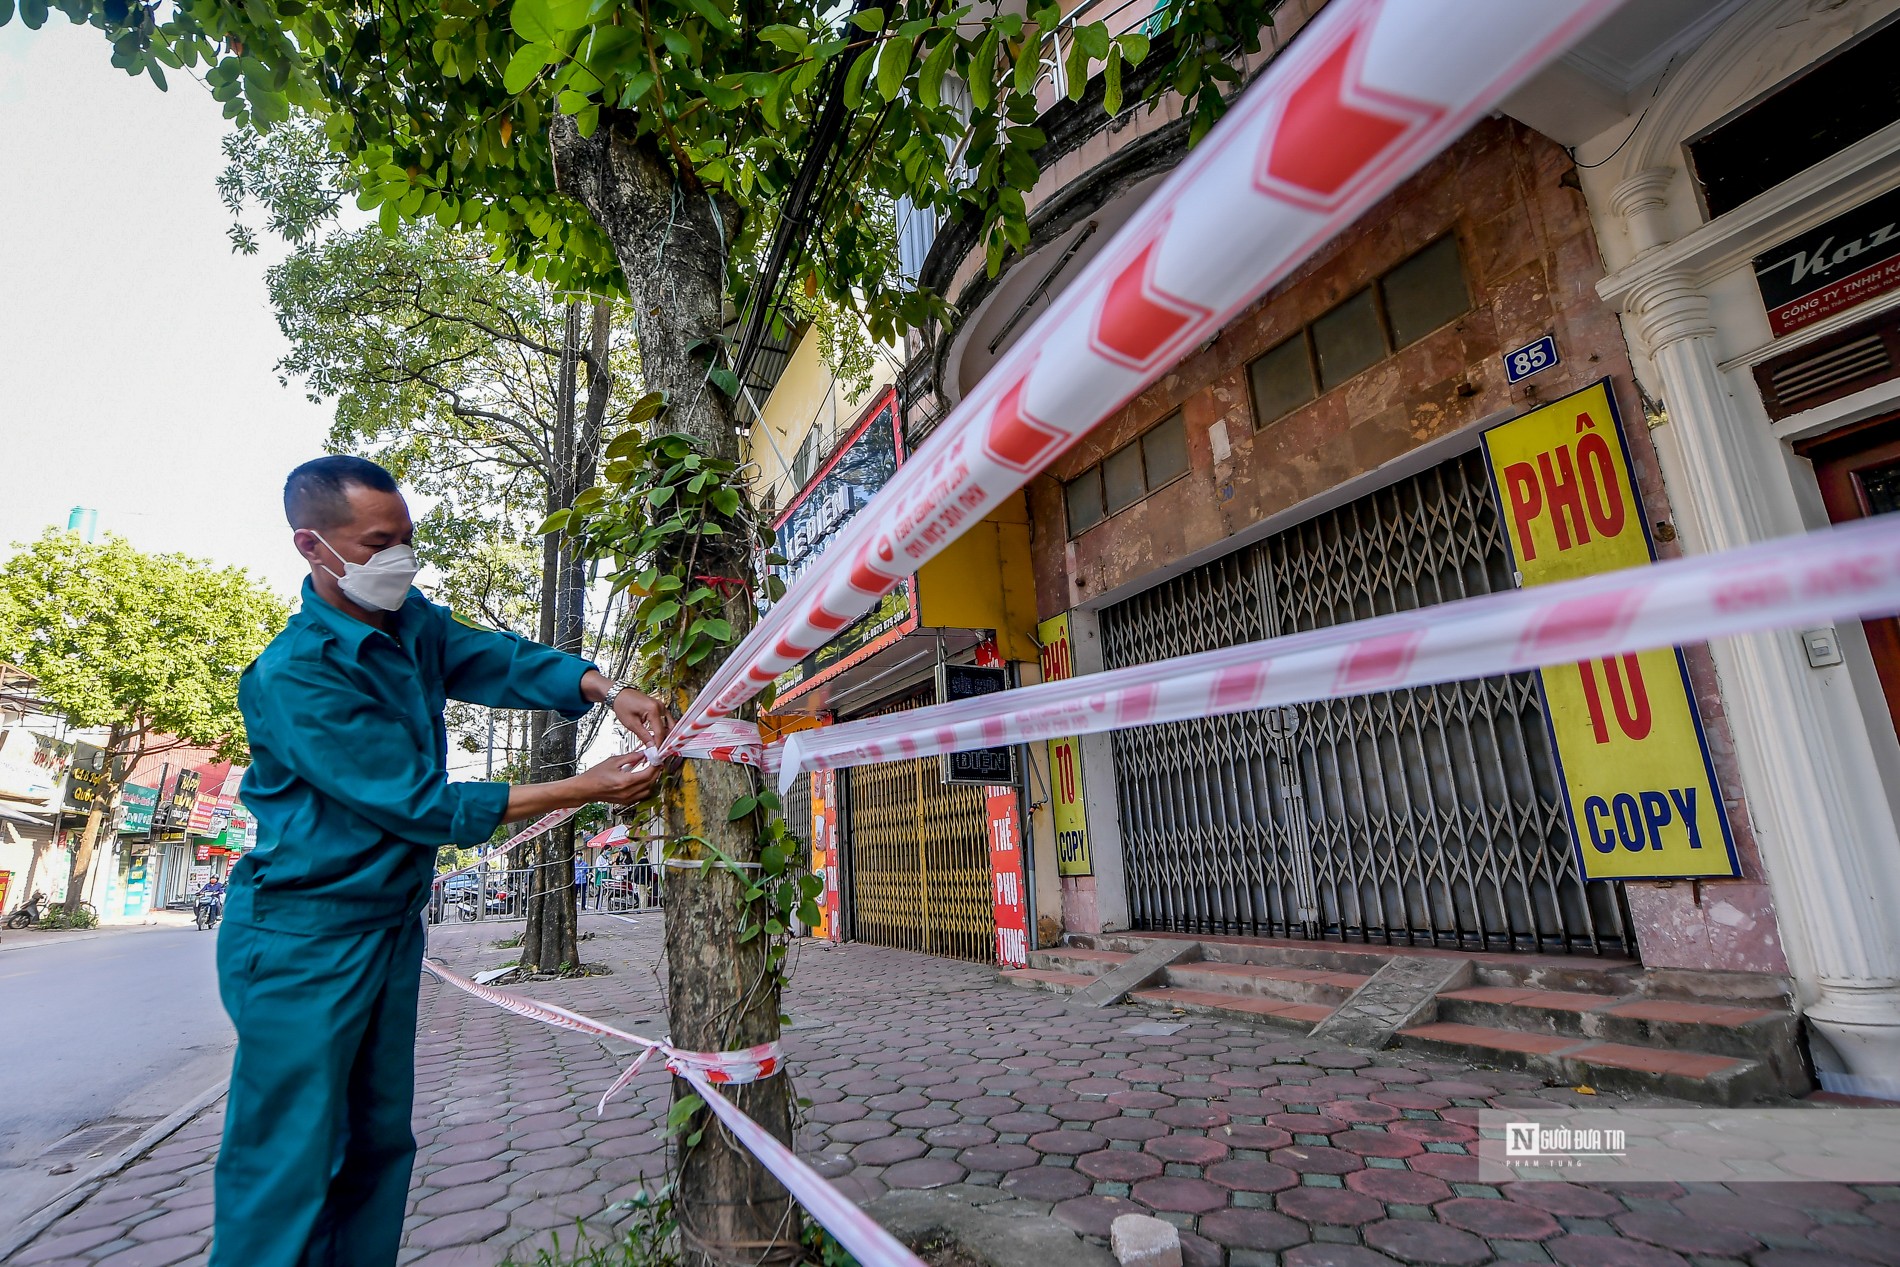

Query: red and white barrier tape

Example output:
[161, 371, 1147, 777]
[421, 958, 925, 1267]
[435, 721, 771, 887]
[657, 0, 1630, 758]
[777, 517, 1900, 791]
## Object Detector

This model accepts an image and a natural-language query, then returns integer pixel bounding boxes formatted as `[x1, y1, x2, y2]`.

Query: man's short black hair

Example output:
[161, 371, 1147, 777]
[284, 456, 401, 530]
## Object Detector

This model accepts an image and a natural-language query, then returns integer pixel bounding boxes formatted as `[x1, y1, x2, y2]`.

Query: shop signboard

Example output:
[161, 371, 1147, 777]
[187, 763, 233, 834]
[117, 782, 159, 835]
[189, 864, 212, 891]
[769, 389, 920, 702]
[937, 662, 1017, 785]
[123, 858, 148, 917]
[973, 640, 1029, 967]
[809, 768, 838, 941]
[62, 742, 109, 814]
[1753, 184, 1900, 337]
[0, 728, 70, 803]
[1481, 379, 1739, 882]
[1036, 614, 1093, 877]
[759, 711, 838, 941]
[168, 768, 201, 821]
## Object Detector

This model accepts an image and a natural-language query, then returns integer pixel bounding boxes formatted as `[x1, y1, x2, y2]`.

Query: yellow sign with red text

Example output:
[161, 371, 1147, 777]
[1036, 614, 1093, 877]
[1482, 380, 1738, 881]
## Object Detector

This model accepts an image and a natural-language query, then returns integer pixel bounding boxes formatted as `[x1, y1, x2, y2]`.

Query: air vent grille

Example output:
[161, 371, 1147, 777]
[1769, 334, 1893, 408]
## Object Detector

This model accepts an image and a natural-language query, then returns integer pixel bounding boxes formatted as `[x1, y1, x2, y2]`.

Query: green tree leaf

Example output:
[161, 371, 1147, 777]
[968, 26, 1001, 110]
[1013, 31, 1040, 94]
[683, 0, 732, 33]
[918, 33, 954, 108]
[842, 38, 877, 107]
[875, 32, 912, 101]
[510, 0, 558, 46]
[504, 44, 556, 94]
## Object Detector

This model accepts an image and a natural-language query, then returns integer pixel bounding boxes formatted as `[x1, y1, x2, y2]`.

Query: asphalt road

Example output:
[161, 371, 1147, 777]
[0, 922, 232, 1232]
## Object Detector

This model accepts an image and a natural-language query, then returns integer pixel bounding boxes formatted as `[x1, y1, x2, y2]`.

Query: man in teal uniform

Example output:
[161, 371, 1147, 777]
[213, 456, 669, 1267]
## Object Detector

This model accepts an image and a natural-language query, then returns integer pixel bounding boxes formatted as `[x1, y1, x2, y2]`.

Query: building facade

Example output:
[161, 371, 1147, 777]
[1523, 0, 1900, 1094]
[746, 315, 1045, 966]
[746, 0, 1900, 1094]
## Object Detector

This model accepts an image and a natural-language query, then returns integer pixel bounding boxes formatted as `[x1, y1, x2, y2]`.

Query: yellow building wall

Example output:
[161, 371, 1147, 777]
[918, 492, 1040, 664]
[745, 324, 897, 512]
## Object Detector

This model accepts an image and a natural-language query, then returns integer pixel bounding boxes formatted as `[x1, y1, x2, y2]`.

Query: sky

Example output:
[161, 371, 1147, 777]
[0, 21, 334, 599]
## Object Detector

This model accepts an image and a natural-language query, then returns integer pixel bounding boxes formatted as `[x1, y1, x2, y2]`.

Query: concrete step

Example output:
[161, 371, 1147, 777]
[1397, 1020, 1779, 1105]
[1068, 932, 1640, 994]
[999, 968, 1091, 995]
[1162, 960, 1370, 1007]
[1128, 986, 1332, 1032]
[1435, 986, 1798, 1060]
[1026, 947, 1134, 978]
[1073, 932, 1396, 978]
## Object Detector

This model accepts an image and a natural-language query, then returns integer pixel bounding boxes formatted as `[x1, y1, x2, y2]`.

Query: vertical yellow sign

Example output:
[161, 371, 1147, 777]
[1481, 380, 1738, 881]
[1037, 614, 1093, 877]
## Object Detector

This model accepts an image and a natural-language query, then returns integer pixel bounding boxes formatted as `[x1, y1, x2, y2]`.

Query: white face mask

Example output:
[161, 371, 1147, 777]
[312, 531, 420, 612]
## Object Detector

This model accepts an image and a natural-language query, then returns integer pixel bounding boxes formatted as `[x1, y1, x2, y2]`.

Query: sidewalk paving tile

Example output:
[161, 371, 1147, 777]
[15, 916, 1898, 1267]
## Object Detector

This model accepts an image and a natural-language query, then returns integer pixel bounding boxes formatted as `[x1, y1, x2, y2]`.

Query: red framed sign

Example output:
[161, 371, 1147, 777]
[769, 387, 920, 703]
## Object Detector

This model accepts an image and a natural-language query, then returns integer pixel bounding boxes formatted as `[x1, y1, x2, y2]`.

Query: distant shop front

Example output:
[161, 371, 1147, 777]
[764, 387, 1042, 967]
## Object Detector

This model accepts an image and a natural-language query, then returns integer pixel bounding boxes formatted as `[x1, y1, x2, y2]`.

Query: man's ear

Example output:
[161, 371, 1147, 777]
[292, 530, 324, 567]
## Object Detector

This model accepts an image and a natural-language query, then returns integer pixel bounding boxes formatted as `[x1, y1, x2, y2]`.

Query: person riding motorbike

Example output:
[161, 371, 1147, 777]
[195, 878, 226, 930]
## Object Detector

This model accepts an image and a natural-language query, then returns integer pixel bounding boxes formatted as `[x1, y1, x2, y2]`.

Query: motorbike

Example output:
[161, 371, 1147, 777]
[451, 884, 511, 921]
[4, 890, 47, 930]
[194, 889, 224, 931]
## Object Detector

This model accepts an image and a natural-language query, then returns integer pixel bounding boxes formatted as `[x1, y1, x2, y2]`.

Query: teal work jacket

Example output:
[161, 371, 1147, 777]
[225, 579, 593, 934]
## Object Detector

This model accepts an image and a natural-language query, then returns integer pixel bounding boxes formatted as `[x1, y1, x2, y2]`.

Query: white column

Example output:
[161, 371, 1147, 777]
[1623, 245, 1900, 1091]
[1607, 167, 1677, 258]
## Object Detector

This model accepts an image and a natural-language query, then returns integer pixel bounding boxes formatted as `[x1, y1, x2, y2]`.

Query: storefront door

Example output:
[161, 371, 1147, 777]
[1803, 416, 1900, 740]
[1100, 450, 1632, 954]
[840, 694, 996, 962]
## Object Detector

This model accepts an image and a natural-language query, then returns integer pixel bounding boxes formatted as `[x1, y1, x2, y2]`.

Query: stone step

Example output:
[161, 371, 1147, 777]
[1435, 986, 1799, 1061]
[1068, 932, 1639, 994]
[1161, 959, 1370, 1007]
[999, 968, 1091, 994]
[1073, 932, 1398, 978]
[1128, 986, 1332, 1032]
[1396, 1020, 1779, 1105]
[1026, 947, 1134, 978]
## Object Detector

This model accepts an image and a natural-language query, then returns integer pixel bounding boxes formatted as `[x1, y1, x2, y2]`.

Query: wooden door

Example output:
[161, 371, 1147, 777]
[1801, 416, 1900, 738]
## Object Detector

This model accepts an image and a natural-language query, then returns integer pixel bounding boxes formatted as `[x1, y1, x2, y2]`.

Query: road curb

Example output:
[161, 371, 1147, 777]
[0, 1079, 228, 1264]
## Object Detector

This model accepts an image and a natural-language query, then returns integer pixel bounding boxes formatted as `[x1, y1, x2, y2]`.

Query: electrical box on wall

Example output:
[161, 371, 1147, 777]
[1803, 627, 1845, 669]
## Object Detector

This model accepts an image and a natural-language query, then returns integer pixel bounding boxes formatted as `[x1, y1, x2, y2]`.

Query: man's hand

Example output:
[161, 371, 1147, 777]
[581, 671, 671, 750]
[502, 750, 664, 821]
[568, 752, 663, 806]
[612, 688, 671, 751]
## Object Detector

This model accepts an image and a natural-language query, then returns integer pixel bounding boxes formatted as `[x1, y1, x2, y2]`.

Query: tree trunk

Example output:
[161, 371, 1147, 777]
[65, 722, 127, 915]
[552, 114, 794, 1267]
[523, 300, 590, 972]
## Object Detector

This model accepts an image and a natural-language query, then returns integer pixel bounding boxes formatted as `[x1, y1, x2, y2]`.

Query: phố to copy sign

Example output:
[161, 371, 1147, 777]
[1482, 380, 1739, 881]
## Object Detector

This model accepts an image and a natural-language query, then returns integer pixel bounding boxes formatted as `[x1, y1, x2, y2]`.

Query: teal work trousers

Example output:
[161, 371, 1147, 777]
[210, 916, 424, 1267]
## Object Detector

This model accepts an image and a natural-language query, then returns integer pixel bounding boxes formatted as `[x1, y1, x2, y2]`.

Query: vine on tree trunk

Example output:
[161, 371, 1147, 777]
[554, 397, 821, 991]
